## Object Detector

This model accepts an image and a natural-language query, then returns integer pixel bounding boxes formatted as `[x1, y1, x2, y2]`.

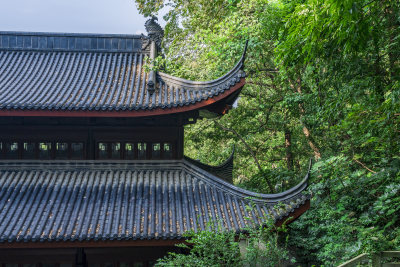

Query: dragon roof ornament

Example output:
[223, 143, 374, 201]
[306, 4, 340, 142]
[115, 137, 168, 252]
[144, 16, 164, 94]
[144, 16, 164, 49]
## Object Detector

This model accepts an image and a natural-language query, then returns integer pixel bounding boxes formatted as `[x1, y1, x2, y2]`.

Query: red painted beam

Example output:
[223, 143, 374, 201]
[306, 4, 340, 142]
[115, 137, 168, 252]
[275, 199, 310, 227]
[0, 239, 184, 249]
[0, 79, 245, 118]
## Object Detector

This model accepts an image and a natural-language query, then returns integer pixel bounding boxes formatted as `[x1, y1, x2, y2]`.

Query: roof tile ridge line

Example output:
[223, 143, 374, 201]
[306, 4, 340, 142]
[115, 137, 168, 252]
[34, 52, 69, 108]
[35, 52, 69, 108]
[182, 159, 266, 201]
[182, 158, 310, 202]
[0, 52, 32, 104]
[103, 53, 126, 108]
[157, 60, 243, 87]
[7, 52, 52, 108]
[0, 171, 27, 240]
[0, 31, 143, 39]
[0, 52, 15, 84]
[117, 53, 134, 109]
[157, 44, 246, 86]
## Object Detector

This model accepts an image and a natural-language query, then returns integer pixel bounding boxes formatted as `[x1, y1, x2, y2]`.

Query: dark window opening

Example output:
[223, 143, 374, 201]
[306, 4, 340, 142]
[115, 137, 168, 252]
[125, 143, 135, 159]
[71, 142, 84, 159]
[137, 143, 146, 159]
[152, 143, 161, 159]
[6, 142, 19, 159]
[98, 143, 108, 159]
[23, 142, 36, 159]
[163, 143, 172, 159]
[39, 142, 52, 159]
[111, 142, 121, 159]
[55, 142, 69, 159]
[1, 140, 175, 160]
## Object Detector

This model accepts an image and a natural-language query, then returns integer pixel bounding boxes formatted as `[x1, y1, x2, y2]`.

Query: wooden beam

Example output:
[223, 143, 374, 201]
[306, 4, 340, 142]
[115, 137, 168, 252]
[0, 239, 184, 249]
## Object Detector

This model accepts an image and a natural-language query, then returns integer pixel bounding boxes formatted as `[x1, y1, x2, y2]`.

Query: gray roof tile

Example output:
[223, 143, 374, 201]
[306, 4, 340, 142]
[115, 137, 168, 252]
[0, 32, 245, 113]
[0, 160, 309, 243]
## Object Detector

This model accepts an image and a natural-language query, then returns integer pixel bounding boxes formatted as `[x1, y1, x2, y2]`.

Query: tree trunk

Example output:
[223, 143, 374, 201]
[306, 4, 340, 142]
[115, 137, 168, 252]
[302, 125, 321, 160]
[284, 128, 294, 171]
[385, 2, 398, 81]
[290, 76, 322, 160]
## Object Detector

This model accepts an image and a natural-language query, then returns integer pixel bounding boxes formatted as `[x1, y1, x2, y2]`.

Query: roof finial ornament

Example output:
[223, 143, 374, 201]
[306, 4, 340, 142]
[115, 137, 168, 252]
[145, 15, 164, 49]
[144, 16, 164, 94]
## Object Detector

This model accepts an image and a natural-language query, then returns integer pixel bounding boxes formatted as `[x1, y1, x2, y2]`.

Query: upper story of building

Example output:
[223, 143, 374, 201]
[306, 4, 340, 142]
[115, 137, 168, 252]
[0, 17, 247, 162]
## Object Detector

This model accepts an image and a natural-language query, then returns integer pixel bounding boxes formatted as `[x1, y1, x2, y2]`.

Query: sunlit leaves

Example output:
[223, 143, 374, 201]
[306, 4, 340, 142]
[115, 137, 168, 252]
[135, 0, 400, 264]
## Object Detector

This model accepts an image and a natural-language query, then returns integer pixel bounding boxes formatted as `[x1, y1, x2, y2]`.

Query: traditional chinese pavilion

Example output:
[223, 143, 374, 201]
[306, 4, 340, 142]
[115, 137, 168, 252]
[0, 18, 310, 266]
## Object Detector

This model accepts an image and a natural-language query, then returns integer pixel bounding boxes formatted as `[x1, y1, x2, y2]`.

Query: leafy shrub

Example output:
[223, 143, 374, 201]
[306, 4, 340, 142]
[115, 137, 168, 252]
[287, 156, 400, 265]
[156, 218, 293, 267]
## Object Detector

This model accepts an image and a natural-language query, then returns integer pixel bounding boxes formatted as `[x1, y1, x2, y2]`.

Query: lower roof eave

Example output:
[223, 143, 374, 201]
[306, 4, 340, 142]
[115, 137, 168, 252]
[0, 200, 311, 250]
[275, 198, 310, 227]
[0, 159, 310, 249]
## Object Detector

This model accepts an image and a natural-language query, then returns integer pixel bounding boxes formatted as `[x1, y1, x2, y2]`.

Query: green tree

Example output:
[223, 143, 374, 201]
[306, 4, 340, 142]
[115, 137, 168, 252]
[156, 219, 291, 267]
[135, 0, 400, 264]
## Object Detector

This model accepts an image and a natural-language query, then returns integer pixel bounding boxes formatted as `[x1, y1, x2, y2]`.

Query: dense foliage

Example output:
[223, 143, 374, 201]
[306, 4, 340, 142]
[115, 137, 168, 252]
[156, 220, 292, 267]
[135, 0, 400, 265]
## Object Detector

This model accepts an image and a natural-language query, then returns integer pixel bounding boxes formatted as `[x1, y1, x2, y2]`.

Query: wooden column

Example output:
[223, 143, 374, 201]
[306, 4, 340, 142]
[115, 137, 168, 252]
[75, 248, 87, 267]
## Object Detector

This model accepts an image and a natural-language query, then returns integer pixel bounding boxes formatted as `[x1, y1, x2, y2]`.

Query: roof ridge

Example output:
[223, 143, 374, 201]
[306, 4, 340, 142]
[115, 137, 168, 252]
[183, 158, 310, 204]
[0, 31, 142, 39]
[0, 31, 144, 53]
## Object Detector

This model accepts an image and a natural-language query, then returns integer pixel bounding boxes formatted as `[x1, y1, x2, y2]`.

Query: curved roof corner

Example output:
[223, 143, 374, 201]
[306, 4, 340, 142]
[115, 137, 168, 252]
[184, 145, 235, 183]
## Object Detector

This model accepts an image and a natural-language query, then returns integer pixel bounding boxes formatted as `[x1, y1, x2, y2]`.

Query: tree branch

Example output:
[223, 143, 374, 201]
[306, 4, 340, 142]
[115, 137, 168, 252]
[213, 120, 274, 192]
[353, 158, 377, 173]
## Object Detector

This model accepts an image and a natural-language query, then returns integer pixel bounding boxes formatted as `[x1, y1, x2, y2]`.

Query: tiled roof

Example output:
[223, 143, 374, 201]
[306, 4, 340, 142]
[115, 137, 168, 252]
[0, 31, 245, 113]
[0, 160, 309, 243]
[184, 146, 235, 183]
